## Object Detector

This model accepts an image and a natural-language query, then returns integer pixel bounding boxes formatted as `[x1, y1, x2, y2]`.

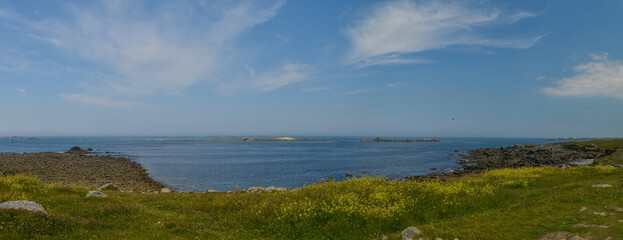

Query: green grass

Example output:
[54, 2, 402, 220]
[563, 139, 623, 165]
[1, 139, 622, 239]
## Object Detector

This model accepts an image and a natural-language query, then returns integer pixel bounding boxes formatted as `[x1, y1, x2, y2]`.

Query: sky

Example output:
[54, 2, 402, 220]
[1, 0, 622, 138]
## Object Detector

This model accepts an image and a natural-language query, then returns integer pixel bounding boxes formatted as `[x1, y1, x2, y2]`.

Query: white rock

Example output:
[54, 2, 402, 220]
[591, 184, 612, 188]
[86, 191, 107, 198]
[207, 190, 219, 193]
[402, 226, 422, 240]
[97, 183, 118, 190]
[160, 188, 171, 193]
[580, 206, 588, 211]
[0, 201, 47, 213]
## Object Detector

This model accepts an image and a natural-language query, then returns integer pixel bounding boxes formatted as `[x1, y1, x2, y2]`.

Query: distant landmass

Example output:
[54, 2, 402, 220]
[359, 136, 443, 143]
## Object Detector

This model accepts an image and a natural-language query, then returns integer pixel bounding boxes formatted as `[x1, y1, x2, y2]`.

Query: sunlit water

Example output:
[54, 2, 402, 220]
[0, 136, 559, 192]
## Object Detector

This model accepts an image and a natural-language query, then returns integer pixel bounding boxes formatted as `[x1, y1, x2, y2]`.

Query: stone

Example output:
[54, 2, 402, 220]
[435, 238, 443, 240]
[247, 187, 264, 192]
[275, 187, 287, 192]
[568, 159, 594, 166]
[265, 186, 276, 191]
[573, 223, 609, 228]
[207, 190, 219, 193]
[592, 211, 607, 216]
[98, 183, 118, 191]
[160, 188, 171, 193]
[86, 191, 107, 198]
[591, 184, 612, 188]
[0, 201, 47, 213]
[382, 236, 388, 240]
[401, 226, 422, 240]
[580, 206, 587, 211]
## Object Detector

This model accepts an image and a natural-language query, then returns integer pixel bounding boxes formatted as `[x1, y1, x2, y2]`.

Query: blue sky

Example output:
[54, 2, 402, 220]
[1, 0, 622, 137]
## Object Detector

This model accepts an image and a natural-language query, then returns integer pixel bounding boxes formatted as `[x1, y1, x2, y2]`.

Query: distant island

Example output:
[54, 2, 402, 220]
[192, 137, 335, 142]
[359, 136, 443, 143]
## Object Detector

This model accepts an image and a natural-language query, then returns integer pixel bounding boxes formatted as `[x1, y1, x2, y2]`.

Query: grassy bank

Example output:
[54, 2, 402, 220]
[0, 140, 622, 239]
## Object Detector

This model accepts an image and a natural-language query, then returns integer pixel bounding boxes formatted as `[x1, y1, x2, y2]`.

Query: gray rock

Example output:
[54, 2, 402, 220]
[0, 201, 47, 213]
[568, 159, 594, 166]
[402, 226, 422, 240]
[591, 184, 612, 188]
[97, 183, 118, 191]
[86, 191, 108, 198]
[160, 188, 171, 193]
[382, 236, 388, 240]
[207, 189, 219, 193]
[265, 186, 276, 191]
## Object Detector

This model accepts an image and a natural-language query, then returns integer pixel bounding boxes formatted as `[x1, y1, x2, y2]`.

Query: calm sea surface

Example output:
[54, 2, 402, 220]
[0, 136, 560, 192]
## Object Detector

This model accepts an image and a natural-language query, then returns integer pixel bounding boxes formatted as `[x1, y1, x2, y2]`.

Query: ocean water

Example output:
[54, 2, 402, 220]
[0, 136, 558, 192]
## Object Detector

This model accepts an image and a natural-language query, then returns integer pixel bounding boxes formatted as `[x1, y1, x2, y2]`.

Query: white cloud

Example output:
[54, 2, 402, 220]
[542, 53, 623, 98]
[61, 94, 142, 108]
[346, 0, 541, 67]
[1, 1, 286, 106]
[14, 88, 26, 94]
[253, 63, 308, 92]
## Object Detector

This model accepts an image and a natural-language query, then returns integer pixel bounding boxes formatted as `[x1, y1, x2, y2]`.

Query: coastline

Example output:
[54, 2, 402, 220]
[1, 140, 618, 193]
[0, 152, 164, 192]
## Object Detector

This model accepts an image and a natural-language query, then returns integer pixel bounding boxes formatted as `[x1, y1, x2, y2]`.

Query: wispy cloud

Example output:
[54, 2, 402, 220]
[61, 94, 142, 108]
[542, 53, 623, 99]
[222, 63, 308, 94]
[337, 88, 374, 96]
[346, 0, 542, 67]
[1, 1, 286, 106]
[302, 87, 330, 92]
[14, 88, 26, 94]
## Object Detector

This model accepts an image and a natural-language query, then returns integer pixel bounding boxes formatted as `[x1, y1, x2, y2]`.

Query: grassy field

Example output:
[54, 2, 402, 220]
[0, 140, 622, 239]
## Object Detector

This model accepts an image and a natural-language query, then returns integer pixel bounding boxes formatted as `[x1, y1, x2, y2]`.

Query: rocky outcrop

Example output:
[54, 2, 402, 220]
[460, 143, 605, 170]
[0, 201, 47, 213]
[0, 152, 165, 192]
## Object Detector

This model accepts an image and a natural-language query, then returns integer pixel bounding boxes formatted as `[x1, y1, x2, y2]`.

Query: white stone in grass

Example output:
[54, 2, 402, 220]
[580, 206, 588, 211]
[591, 184, 612, 188]
[160, 188, 171, 193]
[86, 191, 108, 198]
[402, 226, 422, 240]
[0, 201, 47, 213]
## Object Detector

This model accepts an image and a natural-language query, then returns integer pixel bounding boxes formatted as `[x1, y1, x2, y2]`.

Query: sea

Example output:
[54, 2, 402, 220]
[0, 136, 562, 192]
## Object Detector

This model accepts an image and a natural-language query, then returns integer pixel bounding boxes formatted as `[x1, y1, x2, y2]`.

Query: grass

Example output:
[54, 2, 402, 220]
[0, 139, 622, 239]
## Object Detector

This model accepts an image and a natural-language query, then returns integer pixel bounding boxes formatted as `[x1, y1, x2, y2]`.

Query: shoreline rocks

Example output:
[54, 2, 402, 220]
[0, 152, 164, 192]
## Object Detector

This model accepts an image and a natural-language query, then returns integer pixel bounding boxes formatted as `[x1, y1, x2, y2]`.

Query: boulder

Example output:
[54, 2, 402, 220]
[207, 190, 219, 193]
[98, 183, 118, 191]
[265, 186, 276, 191]
[0, 201, 47, 213]
[402, 226, 422, 240]
[86, 191, 108, 198]
[160, 188, 172, 193]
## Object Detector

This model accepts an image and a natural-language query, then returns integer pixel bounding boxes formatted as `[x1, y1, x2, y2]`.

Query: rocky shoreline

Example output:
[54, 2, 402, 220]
[408, 142, 618, 181]
[0, 149, 164, 192]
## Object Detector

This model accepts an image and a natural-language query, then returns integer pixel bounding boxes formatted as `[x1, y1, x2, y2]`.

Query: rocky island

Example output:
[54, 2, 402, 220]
[192, 137, 335, 142]
[359, 136, 443, 143]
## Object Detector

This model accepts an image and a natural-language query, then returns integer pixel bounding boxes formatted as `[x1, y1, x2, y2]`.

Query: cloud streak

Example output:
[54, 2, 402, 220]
[346, 0, 541, 67]
[542, 53, 623, 99]
[61, 94, 142, 108]
[1, 1, 287, 107]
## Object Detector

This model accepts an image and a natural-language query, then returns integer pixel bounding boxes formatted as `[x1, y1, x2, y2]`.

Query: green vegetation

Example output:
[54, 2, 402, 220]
[0, 139, 622, 239]
[564, 139, 623, 165]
